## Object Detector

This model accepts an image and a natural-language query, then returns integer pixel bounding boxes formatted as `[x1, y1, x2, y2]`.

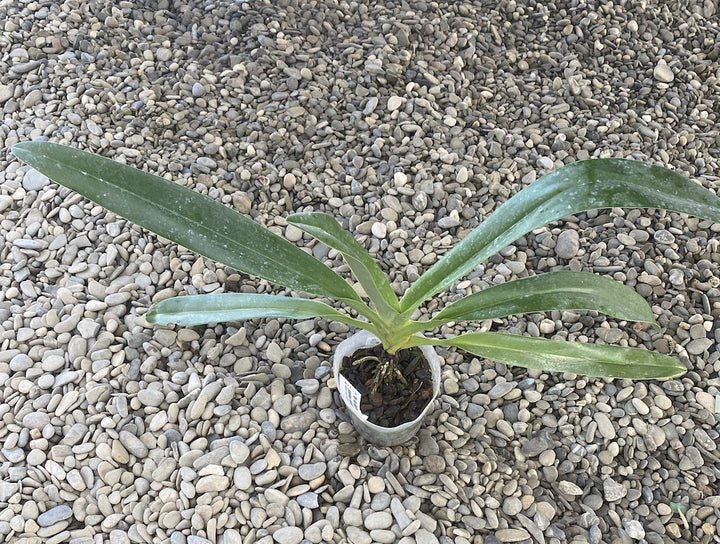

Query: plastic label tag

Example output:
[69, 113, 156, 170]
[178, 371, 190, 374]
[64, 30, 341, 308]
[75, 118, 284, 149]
[337, 374, 368, 421]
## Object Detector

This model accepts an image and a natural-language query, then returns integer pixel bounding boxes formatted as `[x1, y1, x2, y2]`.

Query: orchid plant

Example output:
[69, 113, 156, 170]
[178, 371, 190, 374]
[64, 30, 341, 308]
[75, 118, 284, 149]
[13, 141, 720, 379]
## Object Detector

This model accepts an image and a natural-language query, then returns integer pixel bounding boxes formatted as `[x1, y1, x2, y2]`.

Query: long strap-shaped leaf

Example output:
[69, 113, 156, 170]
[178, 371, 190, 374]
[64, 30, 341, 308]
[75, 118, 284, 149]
[400, 159, 720, 313]
[412, 271, 658, 332]
[147, 293, 373, 330]
[13, 142, 362, 305]
[410, 332, 686, 379]
[287, 212, 401, 313]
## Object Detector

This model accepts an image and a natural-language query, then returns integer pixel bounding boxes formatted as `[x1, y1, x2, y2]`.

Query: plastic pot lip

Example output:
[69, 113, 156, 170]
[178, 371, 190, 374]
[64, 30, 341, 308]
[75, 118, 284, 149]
[333, 330, 442, 434]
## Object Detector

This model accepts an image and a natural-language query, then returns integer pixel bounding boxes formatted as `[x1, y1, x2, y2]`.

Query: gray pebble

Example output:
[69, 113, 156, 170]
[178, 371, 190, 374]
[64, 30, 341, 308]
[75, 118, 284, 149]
[10, 353, 33, 372]
[272, 527, 303, 544]
[521, 436, 552, 457]
[423, 455, 446, 473]
[37, 505, 73, 527]
[23, 169, 50, 191]
[297, 492, 319, 509]
[593, 412, 616, 440]
[488, 382, 515, 399]
[414, 529, 440, 544]
[555, 230, 580, 259]
[603, 478, 627, 502]
[280, 410, 317, 433]
[0, 84, 14, 103]
[298, 462, 326, 481]
[192, 82, 206, 97]
[118, 430, 148, 458]
[622, 519, 645, 540]
[653, 60, 674, 83]
[363, 511, 392, 530]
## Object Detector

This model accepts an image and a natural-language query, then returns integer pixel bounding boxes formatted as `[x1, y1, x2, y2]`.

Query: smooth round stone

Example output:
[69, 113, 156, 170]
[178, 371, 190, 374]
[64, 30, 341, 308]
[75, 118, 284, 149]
[196, 475, 230, 493]
[370, 492, 391, 511]
[233, 467, 252, 491]
[346, 527, 371, 544]
[520, 437, 551, 457]
[371, 222, 387, 238]
[191, 82, 206, 97]
[593, 412, 616, 440]
[653, 60, 674, 82]
[496, 529, 531, 542]
[10, 354, 33, 372]
[118, 431, 148, 458]
[41, 355, 65, 372]
[555, 229, 580, 259]
[272, 526, 303, 544]
[22, 411, 50, 430]
[558, 480, 583, 496]
[22, 169, 50, 191]
[298, 462, 326, 481]
[37, 505, 73, 527]
[367, 476, 385, 494]
[488, 382, 515, 399]
[387, 96, 403, 111]
[266, 342, 284, 363]
[653, 229, 675, 244]
[297, 492, 319, 509]
[502, 497, 523, 516]
[363, 511, 392, 530]
[369, 529, 396, 544]
[423, 455, 446, 474]
[343, 508, 363, 526]
[229, 441, 249, 464]
[296, 379, 319, 396]
[622, 519, 645, 540]
[137, 389, 165, 407]
[26, 449, 46, 465]
[280, 411, 316, 433]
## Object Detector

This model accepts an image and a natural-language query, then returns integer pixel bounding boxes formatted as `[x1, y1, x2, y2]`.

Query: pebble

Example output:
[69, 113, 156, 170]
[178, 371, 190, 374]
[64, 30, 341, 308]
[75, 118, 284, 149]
[521, 436, 552, 457]
[367, 476, 385, 493]
[622, 519, 645, 540]
[37, 505, 73, 527]
[555, 230, 580, 259]
[603, 478, 627, 502]
[118, 431, 148, 458]
[272, 527, 303, 544]
[298, 462, 326, 481]
[0, 84, 13, 103]
[653, 59, 674, 82]
[593, 412, 616, 440]
[387, 96, 403, 111]
[23, 169, 50, 191]
[488, 381, 515, 399]
[364, 512, 392, 530]
[280, 411, 317, 433]
[423, 455, 446, 474]
[495, 529, 531, 542]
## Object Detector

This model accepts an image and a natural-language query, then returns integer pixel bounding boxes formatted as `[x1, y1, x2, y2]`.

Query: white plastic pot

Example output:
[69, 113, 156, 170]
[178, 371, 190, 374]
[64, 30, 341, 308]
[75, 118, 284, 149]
[333, 330, 441, 446]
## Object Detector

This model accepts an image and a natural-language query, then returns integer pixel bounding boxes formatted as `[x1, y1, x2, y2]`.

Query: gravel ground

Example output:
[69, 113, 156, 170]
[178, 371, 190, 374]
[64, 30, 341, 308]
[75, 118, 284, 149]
[1, 1, 720, 543]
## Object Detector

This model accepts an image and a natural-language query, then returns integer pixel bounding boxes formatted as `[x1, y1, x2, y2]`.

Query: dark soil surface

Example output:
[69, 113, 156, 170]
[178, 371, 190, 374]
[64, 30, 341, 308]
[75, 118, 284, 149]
[340, 344, 433, 428]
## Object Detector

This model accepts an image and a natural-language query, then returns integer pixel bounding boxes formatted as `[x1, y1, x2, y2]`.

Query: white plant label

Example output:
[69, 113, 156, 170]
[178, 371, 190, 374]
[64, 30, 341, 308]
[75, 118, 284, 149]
[337, 374, 368, 422]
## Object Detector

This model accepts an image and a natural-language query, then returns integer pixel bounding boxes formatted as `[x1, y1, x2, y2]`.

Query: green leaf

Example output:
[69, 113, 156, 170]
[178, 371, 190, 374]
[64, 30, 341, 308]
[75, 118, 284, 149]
[287, 212, 401, 313]
[12, 142, 361, 304]
[411, 332, 686, 379]
[422, 271, 658, 330]
[147, 293, 373, 330]
[400, 159, 720, 313]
